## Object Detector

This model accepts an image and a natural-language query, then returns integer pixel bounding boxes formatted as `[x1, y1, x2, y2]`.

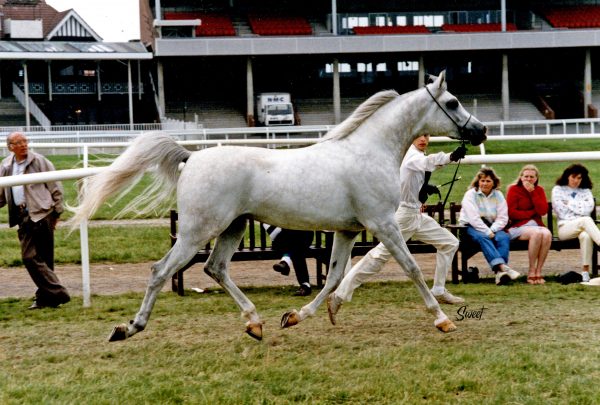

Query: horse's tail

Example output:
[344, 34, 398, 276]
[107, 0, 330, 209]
[67, 131, 191, 228]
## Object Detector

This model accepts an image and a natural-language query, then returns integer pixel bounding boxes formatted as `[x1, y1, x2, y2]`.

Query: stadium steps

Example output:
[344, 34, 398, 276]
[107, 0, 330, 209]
[0, 97, 27, 127]
[166, 100, 247, 128]
[458, 94, 545, 122]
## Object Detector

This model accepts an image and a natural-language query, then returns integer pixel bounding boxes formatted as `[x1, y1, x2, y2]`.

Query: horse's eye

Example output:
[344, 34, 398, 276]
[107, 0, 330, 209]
[446, 99, 459, 109]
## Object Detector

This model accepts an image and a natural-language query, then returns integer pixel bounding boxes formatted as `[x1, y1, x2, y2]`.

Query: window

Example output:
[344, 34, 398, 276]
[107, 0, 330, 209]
[398, 61, 419, 72]
[342, 16, 368, 29]
[395, 16, 407, 26]
[325, 63, 352, 73]
[414, 15, 444, 27]
[357, 63, 372, 73]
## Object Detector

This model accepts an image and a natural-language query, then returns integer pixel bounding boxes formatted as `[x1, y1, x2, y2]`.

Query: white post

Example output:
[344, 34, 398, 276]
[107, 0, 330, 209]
[80, 145, 91, 307]
[48, 61, 53, 101]
[128, 60, 134, 130]
[331, 0, 338, 35]
[23, 61, 31, 130]
[584, 49, 592, 118]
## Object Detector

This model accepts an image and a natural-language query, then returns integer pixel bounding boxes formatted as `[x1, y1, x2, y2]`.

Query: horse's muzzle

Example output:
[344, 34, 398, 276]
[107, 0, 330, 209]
[461, 124, 487, 146]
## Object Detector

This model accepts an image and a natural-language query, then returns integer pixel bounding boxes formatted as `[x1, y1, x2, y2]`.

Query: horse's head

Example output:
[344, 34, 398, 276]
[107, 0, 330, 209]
[422, 71, 487, 146]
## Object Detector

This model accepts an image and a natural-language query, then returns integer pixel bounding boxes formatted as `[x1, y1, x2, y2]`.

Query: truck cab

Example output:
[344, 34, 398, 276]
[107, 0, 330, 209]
[256, 93, 295, 126]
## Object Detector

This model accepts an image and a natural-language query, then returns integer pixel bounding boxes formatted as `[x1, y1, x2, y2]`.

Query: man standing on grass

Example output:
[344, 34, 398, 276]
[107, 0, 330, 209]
[327, 134, 466, 323]
[0, 132, 70, 309]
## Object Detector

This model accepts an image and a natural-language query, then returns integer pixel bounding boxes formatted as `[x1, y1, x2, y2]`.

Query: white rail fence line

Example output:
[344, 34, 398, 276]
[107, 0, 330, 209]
[2, 135, 600, 307]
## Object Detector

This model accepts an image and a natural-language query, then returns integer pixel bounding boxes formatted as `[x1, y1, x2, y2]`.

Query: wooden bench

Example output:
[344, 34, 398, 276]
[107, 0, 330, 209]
[169, 210, 332, 295]
[448, 201, 599, 283]
[169, 202, 447, 295]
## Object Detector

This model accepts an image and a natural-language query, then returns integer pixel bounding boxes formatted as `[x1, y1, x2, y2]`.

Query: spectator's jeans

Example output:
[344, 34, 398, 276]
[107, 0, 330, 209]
[466, 226, 510, 271]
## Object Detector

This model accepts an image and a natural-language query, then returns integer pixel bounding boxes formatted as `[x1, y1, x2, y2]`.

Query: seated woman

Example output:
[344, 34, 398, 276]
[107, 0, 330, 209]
[459, 167, 521, 285]
[552, 163, 600, 283]
[506, 165, 552, 285]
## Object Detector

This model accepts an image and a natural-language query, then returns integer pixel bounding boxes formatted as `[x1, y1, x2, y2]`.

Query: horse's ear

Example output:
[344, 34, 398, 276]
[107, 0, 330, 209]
[437, 70, 447, 89]
[426, 74, 437, 85]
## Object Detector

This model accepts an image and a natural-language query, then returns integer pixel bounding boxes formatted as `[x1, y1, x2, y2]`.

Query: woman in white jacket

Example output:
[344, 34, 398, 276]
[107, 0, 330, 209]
[552, 164, 600, 282]
[459, 167, 521, 285]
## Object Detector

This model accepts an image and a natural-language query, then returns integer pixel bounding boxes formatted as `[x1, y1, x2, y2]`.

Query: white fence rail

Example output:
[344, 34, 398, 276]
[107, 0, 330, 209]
[2, 134, 600, 307]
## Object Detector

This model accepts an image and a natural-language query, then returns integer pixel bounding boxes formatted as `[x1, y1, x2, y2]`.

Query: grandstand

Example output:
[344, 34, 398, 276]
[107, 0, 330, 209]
[144, 1, 600, 128]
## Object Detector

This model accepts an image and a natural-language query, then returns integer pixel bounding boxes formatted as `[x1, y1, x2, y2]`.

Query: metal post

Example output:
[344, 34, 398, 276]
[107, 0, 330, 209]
[333, 58, 341, 124]
[80, 145, 91, 307]
[247, 57, 254, 126]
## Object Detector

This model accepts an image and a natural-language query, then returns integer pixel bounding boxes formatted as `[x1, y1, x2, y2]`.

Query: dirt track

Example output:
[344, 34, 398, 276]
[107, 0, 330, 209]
[0, 249, 583, 300]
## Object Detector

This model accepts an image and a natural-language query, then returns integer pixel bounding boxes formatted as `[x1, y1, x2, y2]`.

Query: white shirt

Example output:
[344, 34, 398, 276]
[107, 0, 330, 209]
[11, 159, 26, 206]
[398, 144, 451, 209]
[551, 185, 594, 224]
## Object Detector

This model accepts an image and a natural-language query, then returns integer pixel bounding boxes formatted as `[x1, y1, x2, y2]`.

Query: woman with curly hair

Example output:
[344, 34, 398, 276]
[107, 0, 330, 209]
[552, 163, 600, 282]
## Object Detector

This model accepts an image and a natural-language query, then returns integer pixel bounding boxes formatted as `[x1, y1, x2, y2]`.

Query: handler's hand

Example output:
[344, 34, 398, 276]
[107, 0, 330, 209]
[450, 145, 467, 162]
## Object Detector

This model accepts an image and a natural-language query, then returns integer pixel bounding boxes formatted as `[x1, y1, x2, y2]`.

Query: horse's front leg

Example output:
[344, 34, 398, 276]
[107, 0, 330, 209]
[373, 221, 456, 333]
[281, 231, 358, 328]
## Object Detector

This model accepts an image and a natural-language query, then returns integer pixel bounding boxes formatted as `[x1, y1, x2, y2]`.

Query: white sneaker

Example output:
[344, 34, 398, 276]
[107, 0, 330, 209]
[495, 271, 510, 285]
[582, 272, 591, 282]
[432, 289, 465, 305]
[504, 266, 521, 280]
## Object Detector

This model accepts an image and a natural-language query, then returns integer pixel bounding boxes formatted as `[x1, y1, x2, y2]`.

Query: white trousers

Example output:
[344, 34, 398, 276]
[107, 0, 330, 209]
[336, 206, 459, 302]
[557, 216, 600, 267]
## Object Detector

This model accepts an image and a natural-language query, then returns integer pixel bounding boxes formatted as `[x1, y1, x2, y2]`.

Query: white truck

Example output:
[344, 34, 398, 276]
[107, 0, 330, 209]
[255, 92, 295, 126]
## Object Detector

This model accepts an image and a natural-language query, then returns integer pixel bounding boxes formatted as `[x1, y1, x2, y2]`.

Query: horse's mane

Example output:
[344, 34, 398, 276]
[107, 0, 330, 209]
[320, 89, 400, 141]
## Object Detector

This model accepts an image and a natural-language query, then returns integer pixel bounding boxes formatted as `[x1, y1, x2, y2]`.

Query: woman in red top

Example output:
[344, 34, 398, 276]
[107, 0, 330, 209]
[506, 165, 552, 284]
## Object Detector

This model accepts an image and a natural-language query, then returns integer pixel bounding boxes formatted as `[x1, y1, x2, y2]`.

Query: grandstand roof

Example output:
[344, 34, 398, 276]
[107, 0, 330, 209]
[0, 40, 152, 60]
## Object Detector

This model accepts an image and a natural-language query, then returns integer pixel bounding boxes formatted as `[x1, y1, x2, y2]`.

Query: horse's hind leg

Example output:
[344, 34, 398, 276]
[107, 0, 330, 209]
[108, 233, 205, 342]
[281, 231, 357, 328]
[203, 217, 265, 340]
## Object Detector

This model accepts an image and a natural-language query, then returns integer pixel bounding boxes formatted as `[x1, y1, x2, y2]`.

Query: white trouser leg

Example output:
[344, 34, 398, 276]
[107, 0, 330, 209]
[558, 217, 600, 267]
[410, 214, 459, 291]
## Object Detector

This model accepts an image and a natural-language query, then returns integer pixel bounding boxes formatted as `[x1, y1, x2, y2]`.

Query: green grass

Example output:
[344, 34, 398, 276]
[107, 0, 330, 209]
[1, 281, 600, 403]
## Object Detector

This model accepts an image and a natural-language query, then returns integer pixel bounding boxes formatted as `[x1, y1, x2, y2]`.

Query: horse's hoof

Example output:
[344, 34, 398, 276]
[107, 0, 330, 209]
[245, 323, 263, 341]
[435, 318, 457, 333]
[327, 293, 343, 326]
[280, 310, 300, 328]
[108, 323, 128, 342]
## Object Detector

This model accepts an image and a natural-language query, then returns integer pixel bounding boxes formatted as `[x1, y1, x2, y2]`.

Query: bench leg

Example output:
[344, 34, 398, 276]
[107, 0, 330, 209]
[451, 253, 459, 284]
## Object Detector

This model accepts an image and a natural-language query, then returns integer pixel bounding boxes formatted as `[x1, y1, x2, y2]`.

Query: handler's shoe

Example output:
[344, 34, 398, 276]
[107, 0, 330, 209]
[327, 293, 343, 325]
[432, 289, 464, 305]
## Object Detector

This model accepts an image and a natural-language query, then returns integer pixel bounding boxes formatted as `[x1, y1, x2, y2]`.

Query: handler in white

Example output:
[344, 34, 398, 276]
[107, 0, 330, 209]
[328, 135, 466, 321]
